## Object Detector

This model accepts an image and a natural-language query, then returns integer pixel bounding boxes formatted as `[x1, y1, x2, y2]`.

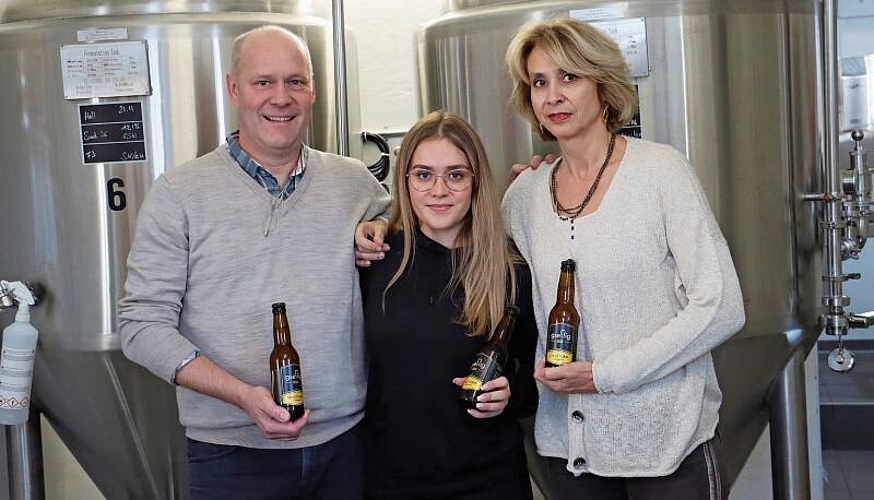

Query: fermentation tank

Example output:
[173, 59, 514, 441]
[0, 1, 364, 498]
[417, 0, 824, 491]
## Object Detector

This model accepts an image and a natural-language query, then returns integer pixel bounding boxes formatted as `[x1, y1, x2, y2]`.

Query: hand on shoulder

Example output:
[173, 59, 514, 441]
[355, 219, 390, 267]
[508, 153, 557, 183]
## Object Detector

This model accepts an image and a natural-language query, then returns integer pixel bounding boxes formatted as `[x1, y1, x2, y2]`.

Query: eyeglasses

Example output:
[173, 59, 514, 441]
[406, 168, 475, 192]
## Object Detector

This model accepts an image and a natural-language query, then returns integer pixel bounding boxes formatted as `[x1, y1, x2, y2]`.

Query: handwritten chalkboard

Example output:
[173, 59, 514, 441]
[79, 102, 147, 164]
[619, 112, 642, 139]
[618, 84, 642, 139]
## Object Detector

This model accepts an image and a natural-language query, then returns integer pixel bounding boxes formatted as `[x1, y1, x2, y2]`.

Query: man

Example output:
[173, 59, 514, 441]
[119, 25, 390, 499]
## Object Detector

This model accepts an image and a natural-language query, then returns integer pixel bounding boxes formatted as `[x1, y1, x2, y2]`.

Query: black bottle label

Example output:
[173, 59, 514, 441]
[272, 363, 304, 406]
[546, 322, 577, 366]
[462, 351, 503, 390]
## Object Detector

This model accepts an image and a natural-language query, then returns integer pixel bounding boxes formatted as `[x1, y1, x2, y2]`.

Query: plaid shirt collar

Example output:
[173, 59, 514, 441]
[225, 131, 307, 199]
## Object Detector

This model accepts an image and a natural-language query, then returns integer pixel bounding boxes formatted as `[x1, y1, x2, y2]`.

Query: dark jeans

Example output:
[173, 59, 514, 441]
[187, 423, 364, 500]
[543, 437, 729, 500]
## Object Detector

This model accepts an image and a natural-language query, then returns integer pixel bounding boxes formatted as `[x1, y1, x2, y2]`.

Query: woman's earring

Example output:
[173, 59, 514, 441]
[602, 104, 609, 123]
[539, 122, 547, 135]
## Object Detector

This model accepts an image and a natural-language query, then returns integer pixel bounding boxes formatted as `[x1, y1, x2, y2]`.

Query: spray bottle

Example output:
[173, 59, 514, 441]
[0, 281, 38, 425]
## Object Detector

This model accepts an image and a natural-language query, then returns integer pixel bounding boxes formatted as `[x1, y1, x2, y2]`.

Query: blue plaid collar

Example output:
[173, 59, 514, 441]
[225, 131, 307, 199]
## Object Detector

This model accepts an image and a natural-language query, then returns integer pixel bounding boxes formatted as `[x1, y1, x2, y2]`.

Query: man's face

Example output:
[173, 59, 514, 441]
[226, 31, 316, 166]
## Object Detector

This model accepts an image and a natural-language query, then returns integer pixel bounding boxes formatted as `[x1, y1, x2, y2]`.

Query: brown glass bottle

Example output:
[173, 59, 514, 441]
[545, 260, 580, 367]
[270, 302, 305, 420]
[460, 305, 520, 409]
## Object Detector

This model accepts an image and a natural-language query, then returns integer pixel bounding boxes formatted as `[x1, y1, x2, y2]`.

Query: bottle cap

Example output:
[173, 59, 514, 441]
[271, 302, 286, 312]
[561, 259, 576, 272]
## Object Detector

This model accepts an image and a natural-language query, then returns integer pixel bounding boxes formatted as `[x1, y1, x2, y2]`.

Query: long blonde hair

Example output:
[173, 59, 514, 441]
[387, 110, 517, 337]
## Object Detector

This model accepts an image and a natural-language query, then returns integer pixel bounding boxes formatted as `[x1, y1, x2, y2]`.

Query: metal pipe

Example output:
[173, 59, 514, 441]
[850, 131, 870, 253]
[823, 0, 839, 192]
[6, 409, 45, 500]
[769, 348, 811, 500]
[820, 0, 848, 338]
[331, 0, 349, 156]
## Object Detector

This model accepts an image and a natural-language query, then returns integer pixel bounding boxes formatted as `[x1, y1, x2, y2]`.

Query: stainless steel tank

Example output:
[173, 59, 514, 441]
[417, 0, 823, 487]
[0, 1, 362, 498]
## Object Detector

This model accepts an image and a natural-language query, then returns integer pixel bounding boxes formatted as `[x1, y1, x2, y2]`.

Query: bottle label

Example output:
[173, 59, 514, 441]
[462, 352, 502, 390]
[0, 347, 35, 410]
[272, 363, 304, 406]
[546, 323, 577, 366]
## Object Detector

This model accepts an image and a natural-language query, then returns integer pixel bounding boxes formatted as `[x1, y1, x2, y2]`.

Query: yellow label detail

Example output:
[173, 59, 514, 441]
[462, 376, 483, 391]
[282, 391, 304, 406]
[546, 350, 573, 365]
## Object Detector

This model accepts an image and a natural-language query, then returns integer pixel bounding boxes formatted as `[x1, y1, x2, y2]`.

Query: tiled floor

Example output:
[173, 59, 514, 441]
[823, 450, 874, 500]
[820, 348, 874, 500]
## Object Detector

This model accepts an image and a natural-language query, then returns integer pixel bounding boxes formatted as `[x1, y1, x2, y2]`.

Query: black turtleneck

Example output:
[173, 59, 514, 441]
[360, 228, 537, 499]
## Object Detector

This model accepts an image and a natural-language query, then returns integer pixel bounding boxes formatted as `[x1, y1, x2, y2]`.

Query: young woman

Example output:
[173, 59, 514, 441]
[360, 110, 537, 499]
[502, 18, 746, 499]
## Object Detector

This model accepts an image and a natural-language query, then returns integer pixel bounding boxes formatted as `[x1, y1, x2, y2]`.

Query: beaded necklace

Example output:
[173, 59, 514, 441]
[550, 133, 617, 240]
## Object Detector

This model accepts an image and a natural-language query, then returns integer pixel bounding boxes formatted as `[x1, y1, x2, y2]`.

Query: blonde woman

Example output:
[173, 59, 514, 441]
[359, 111, 537, 499]
[502, 18, 745, 499]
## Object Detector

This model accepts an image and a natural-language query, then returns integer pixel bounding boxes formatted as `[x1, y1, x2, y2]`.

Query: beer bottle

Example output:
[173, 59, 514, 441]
[460, 305, 520, 409]
[269, 302, 305, 420]
[545, 259, 580, 367]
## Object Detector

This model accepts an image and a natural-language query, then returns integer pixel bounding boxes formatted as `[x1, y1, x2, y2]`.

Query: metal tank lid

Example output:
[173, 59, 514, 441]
[447, 0, 530, 11]
[0, 0, 329, 23]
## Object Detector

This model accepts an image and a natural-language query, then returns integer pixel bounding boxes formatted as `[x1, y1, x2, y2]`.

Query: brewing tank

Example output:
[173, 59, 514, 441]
[417, 0, 823, 483]
[0, 1, 362, 498]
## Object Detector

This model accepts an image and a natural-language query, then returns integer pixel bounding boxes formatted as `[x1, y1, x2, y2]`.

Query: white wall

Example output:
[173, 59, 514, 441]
[839, 0, 874, 58]
[345, 0, 445, 134]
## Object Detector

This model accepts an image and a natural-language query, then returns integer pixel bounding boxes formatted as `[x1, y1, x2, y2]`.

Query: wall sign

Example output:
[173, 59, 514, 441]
[60, 41, 151, 99]
[79, 102, 147, 164]
[569, 13, 650, 78]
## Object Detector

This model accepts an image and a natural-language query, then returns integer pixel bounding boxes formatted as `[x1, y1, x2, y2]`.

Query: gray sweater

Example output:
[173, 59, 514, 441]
[502, 137, 745, 477]
[118, 145, 390, 449]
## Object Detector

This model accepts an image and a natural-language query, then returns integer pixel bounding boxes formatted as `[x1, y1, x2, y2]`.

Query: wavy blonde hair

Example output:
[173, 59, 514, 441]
[387, 110, 517, 337]
[506, 17, 638, 138]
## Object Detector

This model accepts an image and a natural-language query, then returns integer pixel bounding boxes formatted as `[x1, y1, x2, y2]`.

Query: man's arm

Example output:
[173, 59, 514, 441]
[354, 165, 392, 267]
[176, 356, 309, 440]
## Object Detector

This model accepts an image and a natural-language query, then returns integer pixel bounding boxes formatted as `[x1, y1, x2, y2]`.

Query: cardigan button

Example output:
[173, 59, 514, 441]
[573, 457, 587, 469]
[571, 410, 584, 423]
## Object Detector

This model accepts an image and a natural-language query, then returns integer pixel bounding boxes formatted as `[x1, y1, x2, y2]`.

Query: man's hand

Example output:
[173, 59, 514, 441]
[355, 219, 389, 267]
[533, 358, 597, 394]
[175, 356, 310, 440]
[238, 385, 310, 440]
[452, 376, 511, 418]
[508, 153, 557, 183]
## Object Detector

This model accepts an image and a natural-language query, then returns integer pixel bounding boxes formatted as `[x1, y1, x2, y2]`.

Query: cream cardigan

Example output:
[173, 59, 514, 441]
[502, 137, 745, 477]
